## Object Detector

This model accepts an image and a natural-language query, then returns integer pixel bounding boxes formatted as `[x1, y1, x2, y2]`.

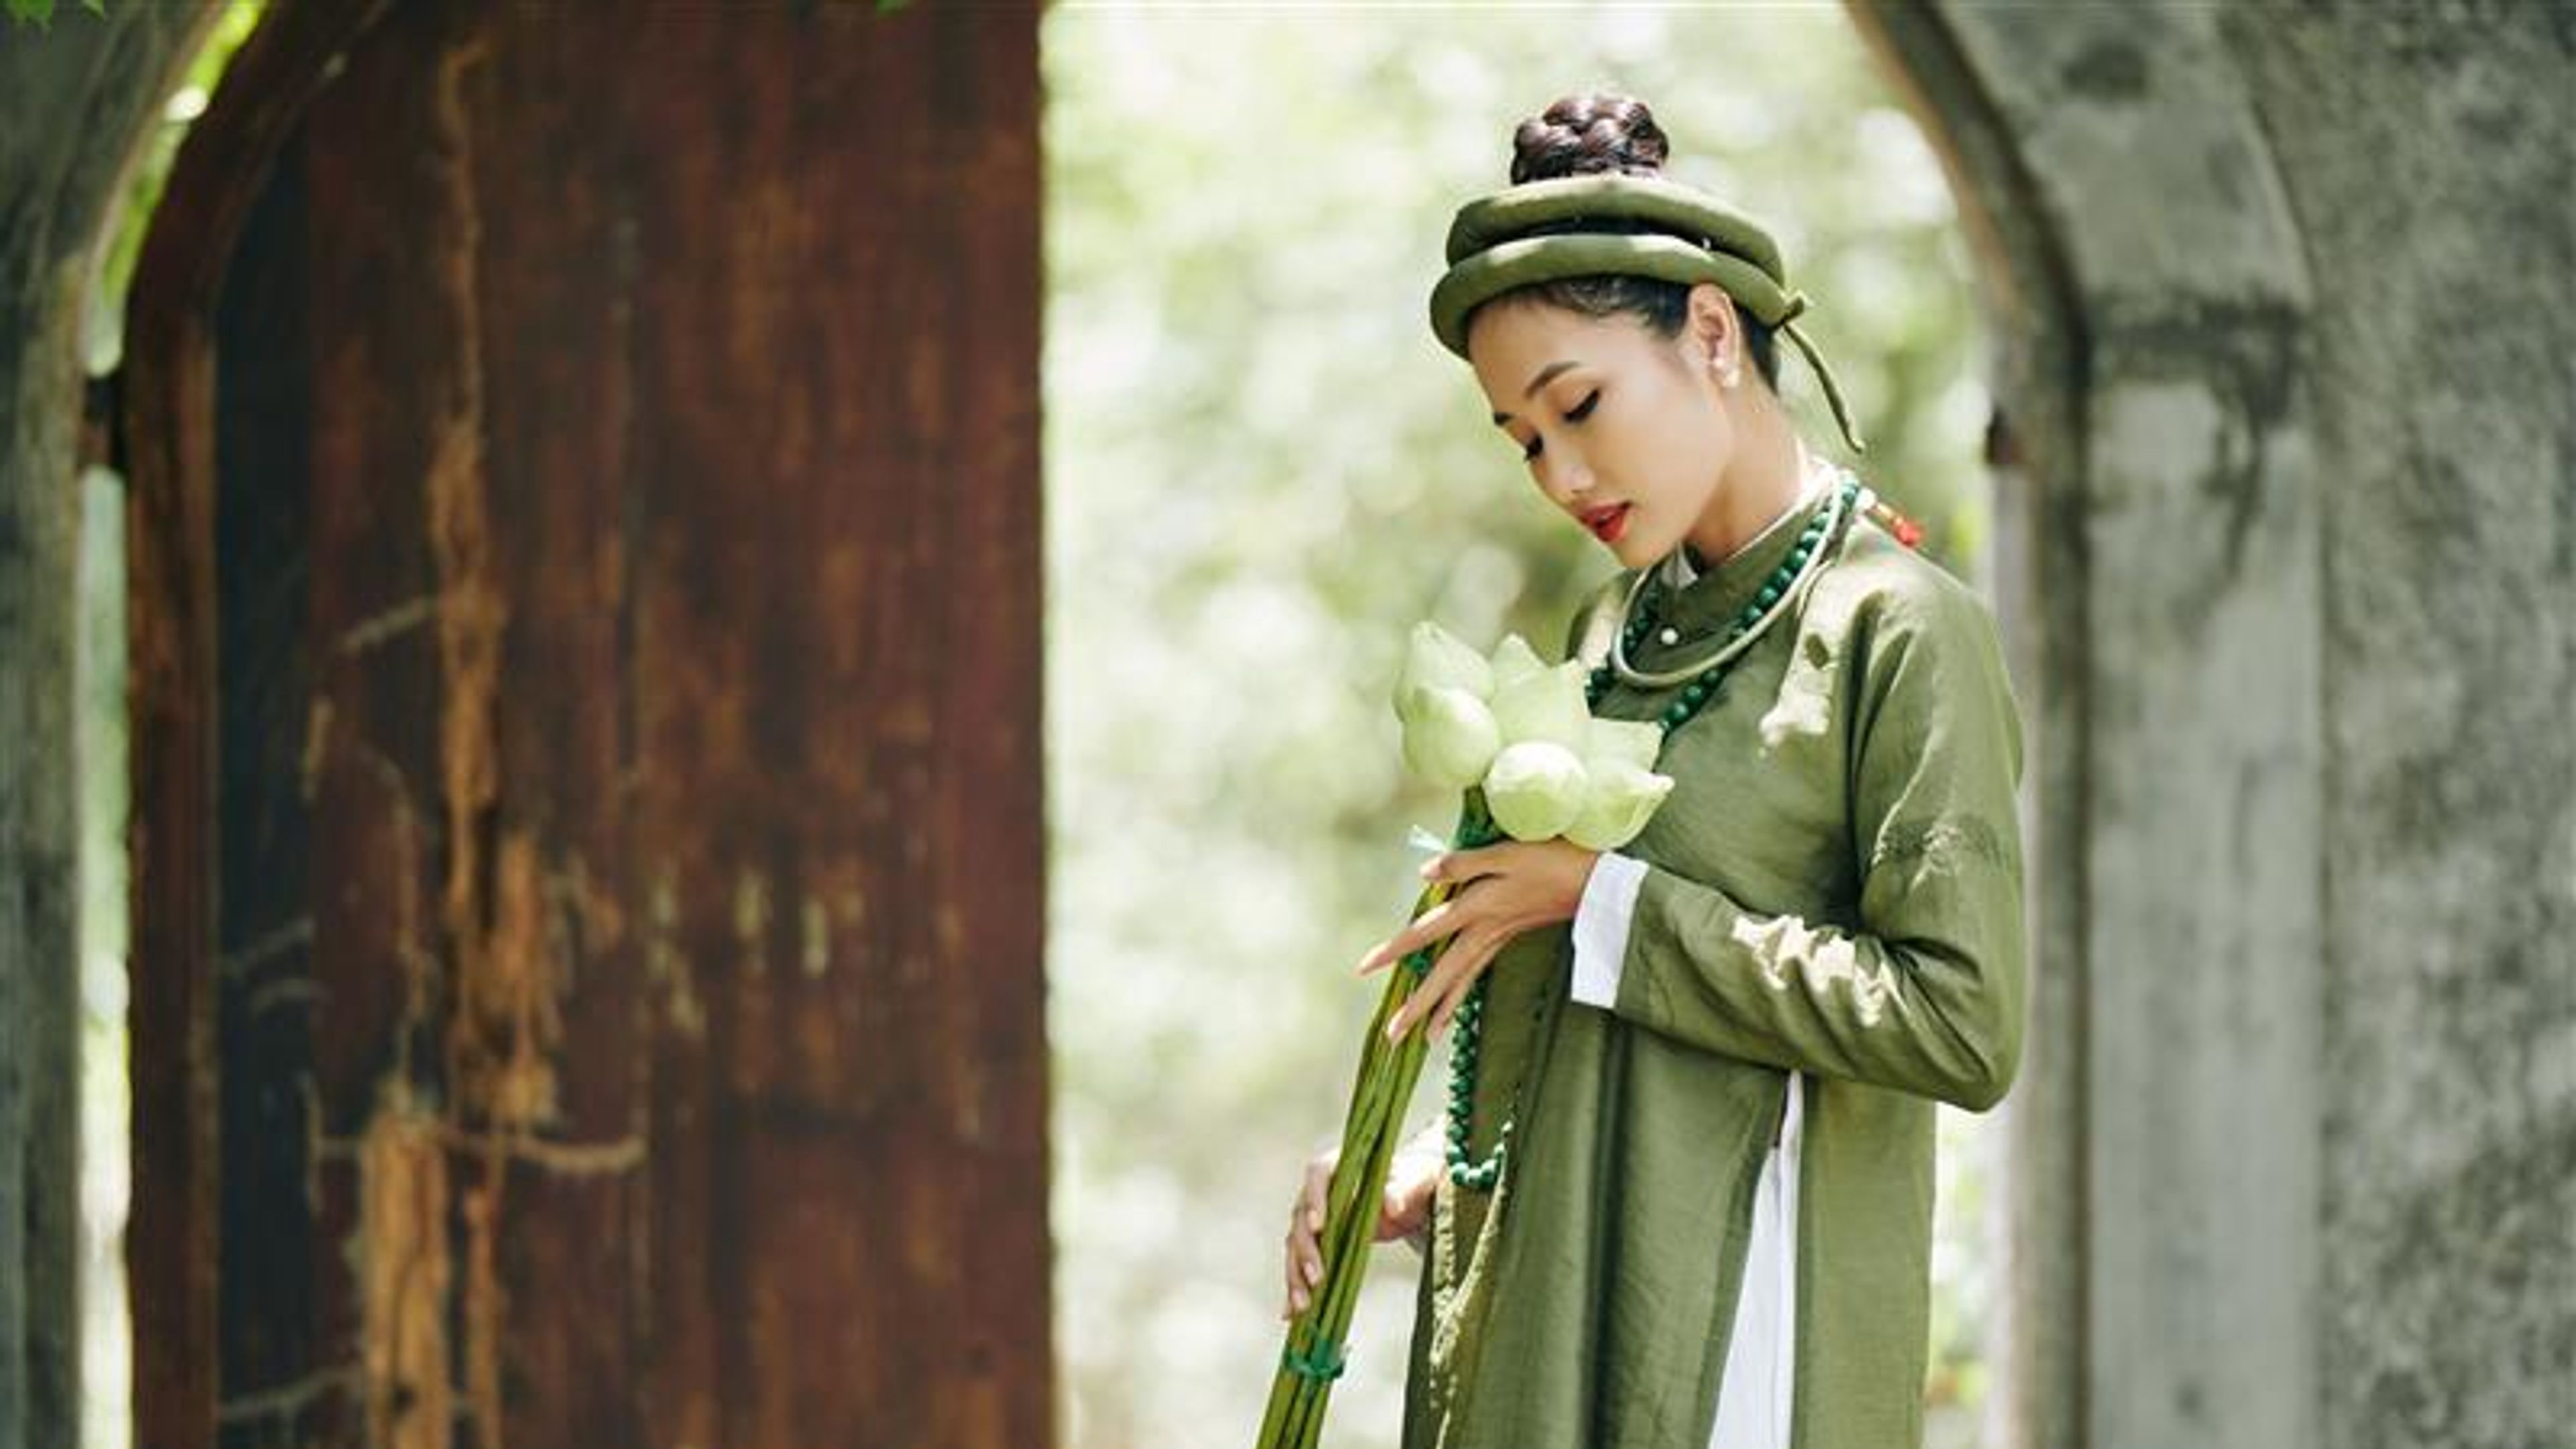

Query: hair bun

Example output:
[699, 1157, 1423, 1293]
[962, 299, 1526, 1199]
[1509, 93, 1670, 184]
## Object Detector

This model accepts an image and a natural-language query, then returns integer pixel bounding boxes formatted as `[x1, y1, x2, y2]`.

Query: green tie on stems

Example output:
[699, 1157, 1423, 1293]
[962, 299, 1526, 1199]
[1257, 789, 1491, 1449]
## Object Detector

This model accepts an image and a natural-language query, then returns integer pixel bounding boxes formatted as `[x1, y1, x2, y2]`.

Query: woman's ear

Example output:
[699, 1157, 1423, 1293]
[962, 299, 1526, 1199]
[1685, 284, 1742, 388]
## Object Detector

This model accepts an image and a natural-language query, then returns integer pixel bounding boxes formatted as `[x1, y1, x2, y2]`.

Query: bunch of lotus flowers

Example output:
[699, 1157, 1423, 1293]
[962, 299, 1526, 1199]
[1256, 621, 1673, 1448]
[1392, 621, 1675, 849]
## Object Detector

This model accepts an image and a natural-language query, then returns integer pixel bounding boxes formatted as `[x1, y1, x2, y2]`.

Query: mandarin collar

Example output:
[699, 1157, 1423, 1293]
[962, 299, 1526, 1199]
[1643, 466, 1835, 639]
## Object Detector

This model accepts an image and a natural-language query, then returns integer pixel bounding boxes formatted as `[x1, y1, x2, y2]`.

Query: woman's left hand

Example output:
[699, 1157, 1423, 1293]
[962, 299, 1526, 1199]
[1358, 839, 1601, 1044]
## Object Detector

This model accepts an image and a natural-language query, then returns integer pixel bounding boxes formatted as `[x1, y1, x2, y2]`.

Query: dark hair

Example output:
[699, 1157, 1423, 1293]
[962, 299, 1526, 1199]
[1485, 92, 1782, 388]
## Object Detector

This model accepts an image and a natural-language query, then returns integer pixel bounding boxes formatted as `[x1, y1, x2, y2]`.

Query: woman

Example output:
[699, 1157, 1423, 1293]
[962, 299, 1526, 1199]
[1280, 93, 2027, 1449]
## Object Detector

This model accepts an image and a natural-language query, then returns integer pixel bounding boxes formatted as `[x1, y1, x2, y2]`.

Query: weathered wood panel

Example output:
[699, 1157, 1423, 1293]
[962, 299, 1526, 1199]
[127, 2, 1048, 1444]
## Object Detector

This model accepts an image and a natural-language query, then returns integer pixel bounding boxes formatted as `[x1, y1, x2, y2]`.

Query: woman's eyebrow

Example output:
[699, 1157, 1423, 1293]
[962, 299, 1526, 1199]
[1490, 360, 1582, 424]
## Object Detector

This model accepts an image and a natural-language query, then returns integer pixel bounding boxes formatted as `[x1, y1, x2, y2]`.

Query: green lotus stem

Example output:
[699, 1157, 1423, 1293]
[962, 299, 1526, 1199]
[1260, 914, 1436, 1446]
[1293, 996, 1426, 1444]
[1256, 791, 1489, 1448]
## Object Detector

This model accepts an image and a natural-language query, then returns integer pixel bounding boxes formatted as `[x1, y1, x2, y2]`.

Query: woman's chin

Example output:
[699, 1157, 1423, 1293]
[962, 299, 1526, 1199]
[1599, 521, 1653, 565]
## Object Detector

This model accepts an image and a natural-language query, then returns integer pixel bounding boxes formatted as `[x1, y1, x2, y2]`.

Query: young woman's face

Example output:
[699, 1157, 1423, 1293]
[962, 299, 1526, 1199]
[1466, 288, 1736, 569]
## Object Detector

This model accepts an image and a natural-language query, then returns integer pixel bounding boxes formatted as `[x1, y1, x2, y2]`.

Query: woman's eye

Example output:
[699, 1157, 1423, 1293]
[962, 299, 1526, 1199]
[1519, 392, 1597, 462]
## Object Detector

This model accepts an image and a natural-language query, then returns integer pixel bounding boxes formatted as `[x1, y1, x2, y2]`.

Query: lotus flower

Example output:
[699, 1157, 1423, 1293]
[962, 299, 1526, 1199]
[1583, 717, 1665, 775]
[1487, 659, 1591, 751]
[1398, 621, 1493, 703]
[1397, 685, 1503, 791]
[1485, 632, 1548, 692]
[1483, 740, 1590, 841]
[1565, 759, 1676, 851]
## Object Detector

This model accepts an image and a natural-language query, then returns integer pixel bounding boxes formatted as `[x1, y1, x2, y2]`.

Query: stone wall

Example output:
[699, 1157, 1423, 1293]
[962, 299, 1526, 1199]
[2221, 8, 2575, 1446]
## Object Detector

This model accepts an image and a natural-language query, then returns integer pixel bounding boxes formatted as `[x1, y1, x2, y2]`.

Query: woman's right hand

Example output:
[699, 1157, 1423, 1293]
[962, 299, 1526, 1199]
[1281, 1132, 1444, 1320]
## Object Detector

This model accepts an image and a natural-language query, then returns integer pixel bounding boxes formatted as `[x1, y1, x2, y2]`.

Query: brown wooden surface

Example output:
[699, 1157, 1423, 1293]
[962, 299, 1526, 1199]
[127, 2, 1049, 1444]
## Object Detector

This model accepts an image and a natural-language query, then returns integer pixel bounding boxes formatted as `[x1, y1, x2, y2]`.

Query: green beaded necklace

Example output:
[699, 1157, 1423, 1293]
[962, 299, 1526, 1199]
[1432, 472, 1866, 1191]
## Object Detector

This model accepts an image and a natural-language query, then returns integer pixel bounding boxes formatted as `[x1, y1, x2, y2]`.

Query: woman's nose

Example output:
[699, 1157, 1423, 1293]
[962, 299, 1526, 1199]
[1538, 450, 1593, 504]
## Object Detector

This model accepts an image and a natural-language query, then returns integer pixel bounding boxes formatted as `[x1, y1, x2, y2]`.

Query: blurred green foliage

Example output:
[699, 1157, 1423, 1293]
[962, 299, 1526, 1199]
[1042, 7, 2000, 1448]
[83, 1, 264, 374]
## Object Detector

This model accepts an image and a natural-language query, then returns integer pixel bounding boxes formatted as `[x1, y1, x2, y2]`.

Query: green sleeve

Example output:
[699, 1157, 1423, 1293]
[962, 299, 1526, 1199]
[1611, 580, 2029, 1112]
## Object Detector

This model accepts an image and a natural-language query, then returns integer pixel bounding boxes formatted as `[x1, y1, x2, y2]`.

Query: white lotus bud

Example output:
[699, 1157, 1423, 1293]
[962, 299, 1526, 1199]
[1397, 685, 1503, 790]
[1397, 621, 1493, 706]
[1485, 633, 1548, 692]
[1482, 741, 1589, 842]
[1488, 660, 1592, 750]
[1564, 761, 1676, 851]
[1582, 718, 1665, 775]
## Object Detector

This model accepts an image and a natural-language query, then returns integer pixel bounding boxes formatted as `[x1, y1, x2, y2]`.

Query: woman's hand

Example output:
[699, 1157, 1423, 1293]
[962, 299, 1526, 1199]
[1357, 839, 1600, 1044]
[1282, 1133, 1444, 1320]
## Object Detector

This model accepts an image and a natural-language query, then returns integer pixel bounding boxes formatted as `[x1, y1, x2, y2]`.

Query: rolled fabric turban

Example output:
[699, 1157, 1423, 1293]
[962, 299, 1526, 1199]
[1426, 172, 1868, 454]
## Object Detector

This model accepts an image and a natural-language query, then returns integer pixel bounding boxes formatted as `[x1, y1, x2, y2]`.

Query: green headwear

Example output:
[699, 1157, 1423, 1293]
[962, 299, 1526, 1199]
[1426, 172, 1868, 453]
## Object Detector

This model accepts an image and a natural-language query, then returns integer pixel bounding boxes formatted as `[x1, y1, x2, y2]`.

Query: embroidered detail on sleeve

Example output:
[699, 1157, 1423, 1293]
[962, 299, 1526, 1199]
[1868, 816, 2016, 874]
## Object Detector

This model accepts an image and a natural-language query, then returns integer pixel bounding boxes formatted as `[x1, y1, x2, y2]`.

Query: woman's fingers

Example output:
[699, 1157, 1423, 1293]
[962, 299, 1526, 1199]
[1284, 1219, 1310, 1318]
[1355, 896, 1466, 977]
[1432, 927, 1507, 1032]
[1380, 1150, 1439, 1242]
[1282, 1214, 1301, 1317]
[1283, 1158, 1332, 1320]
[1426, 937, 1493, 1038]
[1387, 921, 1507, 1043]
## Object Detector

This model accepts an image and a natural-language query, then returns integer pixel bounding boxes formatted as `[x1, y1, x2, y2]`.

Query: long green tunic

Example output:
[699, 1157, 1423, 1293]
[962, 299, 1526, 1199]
[1400, 500, 2027, 1449]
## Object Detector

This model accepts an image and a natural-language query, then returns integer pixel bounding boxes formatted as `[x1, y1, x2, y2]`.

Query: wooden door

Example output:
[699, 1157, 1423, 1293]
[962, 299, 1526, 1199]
[124, 3, 1049, 1444]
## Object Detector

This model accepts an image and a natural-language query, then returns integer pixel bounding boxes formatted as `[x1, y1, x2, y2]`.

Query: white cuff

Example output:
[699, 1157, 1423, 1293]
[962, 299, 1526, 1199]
[1569, 850, 1648, 1009]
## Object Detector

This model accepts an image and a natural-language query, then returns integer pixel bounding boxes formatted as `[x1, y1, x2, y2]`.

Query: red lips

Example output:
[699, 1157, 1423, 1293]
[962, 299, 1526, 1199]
[1582, 502, 1631, 541]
